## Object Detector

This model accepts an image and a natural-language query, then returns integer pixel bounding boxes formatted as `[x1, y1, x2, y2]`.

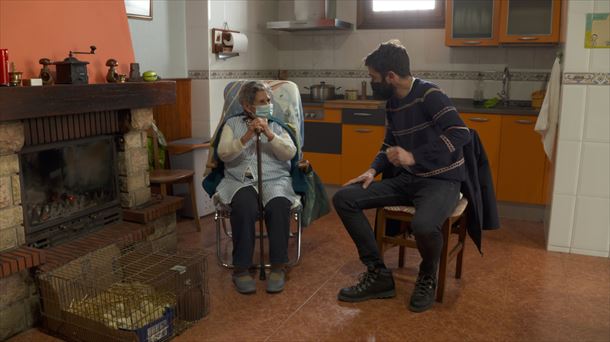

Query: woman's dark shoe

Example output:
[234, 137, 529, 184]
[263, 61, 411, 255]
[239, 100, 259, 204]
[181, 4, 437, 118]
[337, 267, 396, 302]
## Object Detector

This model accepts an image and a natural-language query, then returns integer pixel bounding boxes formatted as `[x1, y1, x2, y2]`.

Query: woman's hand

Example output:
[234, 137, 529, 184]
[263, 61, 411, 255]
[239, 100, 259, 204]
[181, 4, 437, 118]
[240, 119, 258, 145]
[252, 118, 274, 141]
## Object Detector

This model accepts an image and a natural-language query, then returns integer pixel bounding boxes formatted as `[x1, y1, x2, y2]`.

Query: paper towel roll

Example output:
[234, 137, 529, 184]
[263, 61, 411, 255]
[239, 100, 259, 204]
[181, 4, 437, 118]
[223, 33, 248, 53]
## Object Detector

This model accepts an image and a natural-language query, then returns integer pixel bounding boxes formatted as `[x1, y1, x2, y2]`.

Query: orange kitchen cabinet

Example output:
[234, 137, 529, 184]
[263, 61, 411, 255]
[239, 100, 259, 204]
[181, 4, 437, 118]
[461, 113, 502, 191]
[498, 0, 561, 44]
[445, 0, 501, 47]
[303, 152, 342, 185]
[497, 115, 546, 204]
[341, 124, 385, 184]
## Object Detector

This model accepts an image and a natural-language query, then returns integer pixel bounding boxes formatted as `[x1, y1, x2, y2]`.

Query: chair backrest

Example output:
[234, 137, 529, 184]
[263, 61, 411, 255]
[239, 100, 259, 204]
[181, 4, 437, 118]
[205, 80, 305, 175]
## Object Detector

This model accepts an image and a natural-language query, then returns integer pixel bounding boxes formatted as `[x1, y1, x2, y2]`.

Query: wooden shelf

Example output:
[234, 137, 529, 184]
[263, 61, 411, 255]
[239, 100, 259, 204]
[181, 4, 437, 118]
[0, 81, 177, 121]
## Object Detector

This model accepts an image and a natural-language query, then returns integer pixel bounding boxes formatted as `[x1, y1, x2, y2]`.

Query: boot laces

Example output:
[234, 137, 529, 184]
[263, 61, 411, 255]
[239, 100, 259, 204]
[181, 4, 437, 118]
[352, 270, 378, 292]
[414, 275, 435, 297]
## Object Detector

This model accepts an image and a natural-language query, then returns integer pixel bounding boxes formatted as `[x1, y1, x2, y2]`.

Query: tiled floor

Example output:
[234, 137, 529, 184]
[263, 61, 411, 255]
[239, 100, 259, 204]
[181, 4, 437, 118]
[10, 209, 610, 342]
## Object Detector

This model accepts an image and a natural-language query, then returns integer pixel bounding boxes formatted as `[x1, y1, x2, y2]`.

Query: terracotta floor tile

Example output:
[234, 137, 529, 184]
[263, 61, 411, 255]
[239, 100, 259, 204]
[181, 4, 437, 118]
[8, 213, 610, 342]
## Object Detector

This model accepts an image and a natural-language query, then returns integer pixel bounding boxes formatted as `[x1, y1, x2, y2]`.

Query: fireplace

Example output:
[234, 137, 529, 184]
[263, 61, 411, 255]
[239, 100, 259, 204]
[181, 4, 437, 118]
[0, 82, 182, 341]
[20, 135, 121, 248]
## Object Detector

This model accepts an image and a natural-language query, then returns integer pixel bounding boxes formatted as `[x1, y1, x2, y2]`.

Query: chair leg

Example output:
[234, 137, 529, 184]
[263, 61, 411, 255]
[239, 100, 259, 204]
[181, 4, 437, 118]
[436, 219, 451, 303]
[455, 214, 468, 279]
[374, 209, 387, 261]
[398, 244, 406, 268]
[188, 178, 202, 232]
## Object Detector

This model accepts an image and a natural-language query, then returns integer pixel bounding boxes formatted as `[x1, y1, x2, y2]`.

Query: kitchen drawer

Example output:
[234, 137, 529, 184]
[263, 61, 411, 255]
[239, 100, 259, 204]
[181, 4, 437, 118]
[342, 108, 385, 126]
[341, 124, 385, 184]
[302, 122, 341, 154]
[303, 152, 341, 185]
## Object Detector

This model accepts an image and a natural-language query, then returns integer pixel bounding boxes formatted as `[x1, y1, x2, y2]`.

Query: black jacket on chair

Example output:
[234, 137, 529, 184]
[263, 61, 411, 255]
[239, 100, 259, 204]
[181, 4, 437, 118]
[461, 129, 500, 253]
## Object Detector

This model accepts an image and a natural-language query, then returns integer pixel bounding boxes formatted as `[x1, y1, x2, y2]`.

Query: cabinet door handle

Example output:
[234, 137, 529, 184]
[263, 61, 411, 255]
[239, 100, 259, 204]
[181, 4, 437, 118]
[464, 40, 482, 45]
[518, 36, 539, 41]
[355, 128, 373, 133]
[515, 119, 534, 125]
[469, 117, 490, 122]
[353, 112, 373, 117]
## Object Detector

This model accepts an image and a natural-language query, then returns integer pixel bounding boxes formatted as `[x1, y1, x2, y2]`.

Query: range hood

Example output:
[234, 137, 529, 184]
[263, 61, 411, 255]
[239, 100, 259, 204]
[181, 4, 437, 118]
[267, 0, 353, 32]
[267, 18, 353, 32]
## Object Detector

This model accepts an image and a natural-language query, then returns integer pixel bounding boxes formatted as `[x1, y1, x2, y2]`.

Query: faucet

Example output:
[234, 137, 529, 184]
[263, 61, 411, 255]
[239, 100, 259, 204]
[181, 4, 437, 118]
[498, 66, 511, 107]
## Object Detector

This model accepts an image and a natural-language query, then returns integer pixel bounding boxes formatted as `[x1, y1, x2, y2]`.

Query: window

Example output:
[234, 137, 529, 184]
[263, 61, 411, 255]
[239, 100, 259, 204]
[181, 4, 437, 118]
[357, 0, 445, 29]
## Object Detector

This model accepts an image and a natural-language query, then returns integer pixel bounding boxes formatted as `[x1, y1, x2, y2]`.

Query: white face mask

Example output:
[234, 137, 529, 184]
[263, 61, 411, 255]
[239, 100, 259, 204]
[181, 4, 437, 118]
[255, 103, 273, 118]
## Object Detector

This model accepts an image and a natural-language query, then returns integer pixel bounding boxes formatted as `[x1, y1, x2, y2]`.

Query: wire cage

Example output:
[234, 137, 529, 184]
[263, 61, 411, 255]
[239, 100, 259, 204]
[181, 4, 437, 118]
[38, 242, 209, 342]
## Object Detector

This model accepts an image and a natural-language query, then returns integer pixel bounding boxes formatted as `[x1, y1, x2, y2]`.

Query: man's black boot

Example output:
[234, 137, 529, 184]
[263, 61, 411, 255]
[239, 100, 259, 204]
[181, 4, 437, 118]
[408, 274, 437, 312]
[337, 266, 396, 302]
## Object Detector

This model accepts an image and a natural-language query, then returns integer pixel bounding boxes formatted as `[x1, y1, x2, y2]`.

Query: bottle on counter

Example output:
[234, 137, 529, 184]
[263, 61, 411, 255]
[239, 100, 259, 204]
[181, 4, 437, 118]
[473, 72, 484, 105]
[361, 80, 367, 100]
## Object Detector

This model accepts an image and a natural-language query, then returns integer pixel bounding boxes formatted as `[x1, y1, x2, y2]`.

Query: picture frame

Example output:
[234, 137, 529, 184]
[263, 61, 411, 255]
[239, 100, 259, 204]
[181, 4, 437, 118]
[125, 0, 152, 20]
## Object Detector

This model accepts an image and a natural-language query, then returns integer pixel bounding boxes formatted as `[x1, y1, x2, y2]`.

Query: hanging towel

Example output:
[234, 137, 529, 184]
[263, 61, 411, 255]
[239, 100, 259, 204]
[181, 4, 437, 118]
[535, 56, 561, 159]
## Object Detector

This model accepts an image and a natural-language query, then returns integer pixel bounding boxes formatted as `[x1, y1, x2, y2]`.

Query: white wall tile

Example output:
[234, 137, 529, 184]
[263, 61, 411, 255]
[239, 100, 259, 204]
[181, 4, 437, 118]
[402, 29, 428, 71]
[449, 47, 479, 71]
[571, 196, 610, 254]
[548, 194, 576, 248]
[558, 85, 586, 141]
[208, 0, 225, 30]
[584, 86, 610, 142]
[578, 142, 610, 198]
[589, 49, 610, 73]
[553, 140, 582, 195]
[191, 79, 210, 121]
[278, 0, 294, 20]
[312, 35, 336, 69]
[186, 26, 209, 70]
[533, 47, 558, 70]
[563, 0, 593, 72]
[185, 0, 207, 28]
[423, 29, 453, 70]
[291, 34, 314, 69]
[451, 80, 476, 99]
[476, 47, 507, 71]
[594, 0, 610, 13]
[506, 48, 536, 70]
[509, 81, 540, 101]
[482, 80, 502, 100]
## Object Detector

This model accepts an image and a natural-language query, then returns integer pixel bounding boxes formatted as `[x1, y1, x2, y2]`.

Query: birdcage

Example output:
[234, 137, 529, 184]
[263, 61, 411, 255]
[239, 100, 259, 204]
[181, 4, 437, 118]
[38, 242, 209, 342]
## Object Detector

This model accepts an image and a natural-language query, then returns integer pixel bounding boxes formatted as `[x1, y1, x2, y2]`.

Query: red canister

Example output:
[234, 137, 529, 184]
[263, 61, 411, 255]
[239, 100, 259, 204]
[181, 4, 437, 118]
[0, 49, 9, 86]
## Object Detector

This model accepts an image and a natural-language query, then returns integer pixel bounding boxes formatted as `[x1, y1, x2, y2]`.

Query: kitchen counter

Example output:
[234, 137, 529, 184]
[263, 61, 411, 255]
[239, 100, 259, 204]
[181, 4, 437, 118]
[301, 94, 539, 116]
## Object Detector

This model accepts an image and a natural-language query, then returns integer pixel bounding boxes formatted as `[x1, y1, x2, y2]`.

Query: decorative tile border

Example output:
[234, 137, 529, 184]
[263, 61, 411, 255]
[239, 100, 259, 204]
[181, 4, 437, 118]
[563, 72, 610, 85]
[189, 69, 277, 80]
[189, 69, 552, 82]
[286, 69, 550, 82]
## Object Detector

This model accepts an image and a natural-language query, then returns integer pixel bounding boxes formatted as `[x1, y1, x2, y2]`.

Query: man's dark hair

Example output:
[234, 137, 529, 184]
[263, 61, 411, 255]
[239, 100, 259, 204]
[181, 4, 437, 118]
[364, 39, 411, 78]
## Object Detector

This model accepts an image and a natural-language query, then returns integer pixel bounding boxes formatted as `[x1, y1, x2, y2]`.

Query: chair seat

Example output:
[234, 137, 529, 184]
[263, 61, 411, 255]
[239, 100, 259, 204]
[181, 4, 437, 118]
[384, 197, 468, 219]
[149, 169, 194, 184]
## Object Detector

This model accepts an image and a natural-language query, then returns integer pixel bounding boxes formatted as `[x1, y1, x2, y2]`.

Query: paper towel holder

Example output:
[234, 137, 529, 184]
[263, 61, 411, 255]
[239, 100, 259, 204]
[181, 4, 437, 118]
[212, 27, 242, 60]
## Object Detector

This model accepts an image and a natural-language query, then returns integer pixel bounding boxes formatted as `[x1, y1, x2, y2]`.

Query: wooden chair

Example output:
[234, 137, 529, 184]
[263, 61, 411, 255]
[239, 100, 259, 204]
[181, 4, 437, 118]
[148, 128, 202, 232]
[375, 198, 468, 302]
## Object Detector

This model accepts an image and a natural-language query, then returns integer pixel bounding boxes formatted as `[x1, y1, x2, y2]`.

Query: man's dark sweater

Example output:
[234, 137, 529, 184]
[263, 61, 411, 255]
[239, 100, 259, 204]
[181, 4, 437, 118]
[371, 78, 471, 181]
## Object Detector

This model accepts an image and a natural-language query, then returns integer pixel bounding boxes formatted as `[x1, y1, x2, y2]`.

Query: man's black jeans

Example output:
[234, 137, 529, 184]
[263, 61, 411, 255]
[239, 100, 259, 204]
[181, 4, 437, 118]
[230, 186, 291, 271]
[333, 171, 460, 276]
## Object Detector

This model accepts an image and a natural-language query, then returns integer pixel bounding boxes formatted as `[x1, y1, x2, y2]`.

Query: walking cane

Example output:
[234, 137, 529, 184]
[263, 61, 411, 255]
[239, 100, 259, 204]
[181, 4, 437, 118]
[255, 125, 266, 280]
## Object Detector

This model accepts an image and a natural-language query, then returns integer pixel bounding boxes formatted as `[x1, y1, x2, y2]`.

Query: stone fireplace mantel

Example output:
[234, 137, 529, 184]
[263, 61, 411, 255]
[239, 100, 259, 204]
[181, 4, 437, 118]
[0, 81, 176, 121]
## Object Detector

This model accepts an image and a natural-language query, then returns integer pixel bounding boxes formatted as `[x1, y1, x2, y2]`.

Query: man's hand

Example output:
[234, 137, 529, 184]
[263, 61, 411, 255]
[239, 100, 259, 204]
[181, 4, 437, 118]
[344, 168, 376, 189]
[387, 146, 415, 167]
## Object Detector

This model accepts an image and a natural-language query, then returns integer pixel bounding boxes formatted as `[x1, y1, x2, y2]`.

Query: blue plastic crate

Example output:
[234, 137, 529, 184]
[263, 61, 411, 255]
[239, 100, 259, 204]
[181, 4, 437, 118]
[124, 307, 174, 342]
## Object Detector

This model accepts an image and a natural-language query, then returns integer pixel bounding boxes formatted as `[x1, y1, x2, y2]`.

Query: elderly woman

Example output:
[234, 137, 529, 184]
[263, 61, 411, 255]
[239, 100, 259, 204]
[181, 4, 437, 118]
[216, 81, 299, 294]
